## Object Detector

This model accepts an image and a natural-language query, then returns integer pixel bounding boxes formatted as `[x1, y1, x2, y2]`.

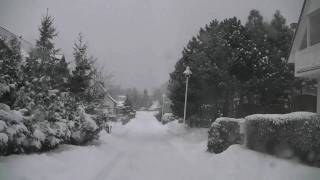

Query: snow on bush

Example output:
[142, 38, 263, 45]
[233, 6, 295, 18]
[0, 102, 105, 155]
[0, 109, 24, 123]
[0, 83, 9, 97]
[32, 128, 45, 142]
[0, 103, 10, 111]
[245, 112, 320, 166]
[70, 106, 100, 145]
[207, 117, 244, 153]
[0, 120, 7, 131]
[0, 133, 8, 144]
[161, 113, 175, 124]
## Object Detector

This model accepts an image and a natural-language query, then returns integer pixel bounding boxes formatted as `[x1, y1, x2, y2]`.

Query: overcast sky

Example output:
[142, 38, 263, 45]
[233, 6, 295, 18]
[0, 0, 303, 90]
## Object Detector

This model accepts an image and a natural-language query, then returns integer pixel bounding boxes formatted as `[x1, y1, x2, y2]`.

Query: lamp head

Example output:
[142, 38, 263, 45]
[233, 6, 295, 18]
[183, 66, 192, 78]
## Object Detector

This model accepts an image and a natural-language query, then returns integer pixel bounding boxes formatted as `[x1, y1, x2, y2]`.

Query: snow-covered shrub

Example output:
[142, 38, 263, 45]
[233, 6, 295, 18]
[0, 104, 31, 154]
[207, 117, 244, 153]
[245, 112, 320, 165]
[5, 119, 30, 154]
[0, 83, 10, 97]
[161, 113, 175, 124]
[70, 106, 100, 145]
[0, 103, 10, 111]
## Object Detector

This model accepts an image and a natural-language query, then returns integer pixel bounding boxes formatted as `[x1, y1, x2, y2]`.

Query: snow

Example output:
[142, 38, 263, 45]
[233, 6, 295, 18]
[0, 111, 319, 180]
[213, 117, 245, 127]
[0, 109, 24, 123]
[0, 120, 7, 132]
[6, 124, 28, 139]
[148, 100, 160, 111]
[78, 106, 98, 131]
[33, 129, 46, 142]
[246, 112, 318, 124]
[161, 112, 175, 123]
[0, 133, 8, 144]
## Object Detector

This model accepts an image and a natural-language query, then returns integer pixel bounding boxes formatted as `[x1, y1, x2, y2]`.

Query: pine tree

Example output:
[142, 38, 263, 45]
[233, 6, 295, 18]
[0, 37, 23, 106]
[52, 55, 70, 91]
[69, 33, 94, 102]
[24, 11, 60, 84]
[123, 95, 133, 115]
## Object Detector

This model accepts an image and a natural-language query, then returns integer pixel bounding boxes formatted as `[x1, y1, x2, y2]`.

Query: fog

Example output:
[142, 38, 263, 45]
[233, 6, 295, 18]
[0, 0, 302, 90]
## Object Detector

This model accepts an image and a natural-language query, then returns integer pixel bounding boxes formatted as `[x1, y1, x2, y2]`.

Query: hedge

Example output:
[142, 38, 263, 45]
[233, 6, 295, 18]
[207, 112, 320, 166]
[207, 117, 244, 153]
[245, 112, 320, 165]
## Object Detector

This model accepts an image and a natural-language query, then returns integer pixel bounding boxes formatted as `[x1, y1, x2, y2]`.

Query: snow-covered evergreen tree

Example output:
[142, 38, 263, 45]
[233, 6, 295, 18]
[0, 38, 23, 106]
[69, 33, 95, 102]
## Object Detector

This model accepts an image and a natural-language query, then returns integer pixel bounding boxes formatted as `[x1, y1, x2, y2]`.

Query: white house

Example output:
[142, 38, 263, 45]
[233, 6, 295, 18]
[288, 0, 320, 112]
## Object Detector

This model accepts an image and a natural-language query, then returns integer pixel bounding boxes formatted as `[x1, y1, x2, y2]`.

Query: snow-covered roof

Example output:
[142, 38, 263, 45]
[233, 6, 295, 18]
[106, 94, 118, 104]
[116, 95, 126, 107]
[54, 54, 64, 60]
[0, 26, 34, 53]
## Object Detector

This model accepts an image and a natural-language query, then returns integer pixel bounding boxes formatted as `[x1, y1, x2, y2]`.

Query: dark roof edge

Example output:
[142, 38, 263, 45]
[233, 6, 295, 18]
[0, 25, 34, 47]
[287, 0, 307, 63]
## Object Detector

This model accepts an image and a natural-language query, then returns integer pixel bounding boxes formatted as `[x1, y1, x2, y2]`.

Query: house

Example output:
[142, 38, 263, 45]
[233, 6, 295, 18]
[288, 0, 320, 112]
[0, 26, 34, 58]
[117, 95, 127, 108]
[0, 26, 67, 62]
[105, 94, 118, 115]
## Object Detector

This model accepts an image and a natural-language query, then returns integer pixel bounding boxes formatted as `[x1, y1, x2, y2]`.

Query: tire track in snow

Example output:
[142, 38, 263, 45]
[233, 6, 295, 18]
[92, 150, 125, 180]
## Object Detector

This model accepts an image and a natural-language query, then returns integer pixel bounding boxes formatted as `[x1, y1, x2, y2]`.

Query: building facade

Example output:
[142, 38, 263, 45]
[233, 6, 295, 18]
[288, 0, 320, 112]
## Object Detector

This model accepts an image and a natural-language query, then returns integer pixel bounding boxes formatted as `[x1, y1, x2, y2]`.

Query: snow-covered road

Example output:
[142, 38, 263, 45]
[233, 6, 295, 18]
[1, 111, 320, 180]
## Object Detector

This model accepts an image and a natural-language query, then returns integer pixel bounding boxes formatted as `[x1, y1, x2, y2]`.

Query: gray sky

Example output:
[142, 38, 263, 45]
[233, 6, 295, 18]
[0, 0, 303, 90]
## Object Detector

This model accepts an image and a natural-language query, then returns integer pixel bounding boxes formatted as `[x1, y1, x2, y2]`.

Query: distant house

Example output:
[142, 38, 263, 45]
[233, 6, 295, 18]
[117, 95, 127, 108]
[288, 0, 320, 112]
[105, 94, 118, 115]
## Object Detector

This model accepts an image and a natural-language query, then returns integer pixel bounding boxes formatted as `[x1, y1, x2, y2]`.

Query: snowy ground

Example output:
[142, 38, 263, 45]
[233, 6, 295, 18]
[1, 111, 320, 180]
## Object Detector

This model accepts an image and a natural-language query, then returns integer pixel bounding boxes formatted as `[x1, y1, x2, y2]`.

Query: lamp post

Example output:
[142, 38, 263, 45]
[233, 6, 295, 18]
[161, 94, 165, 124]
[183, 66, 192, 125]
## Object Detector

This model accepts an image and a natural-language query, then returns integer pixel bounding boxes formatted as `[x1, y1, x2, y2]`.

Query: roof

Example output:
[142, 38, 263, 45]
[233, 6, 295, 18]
[288, 0, 306, 63]
[106, 94, 118, 104]
[54, 54, 64, 60]
[0, 26, 34, 52]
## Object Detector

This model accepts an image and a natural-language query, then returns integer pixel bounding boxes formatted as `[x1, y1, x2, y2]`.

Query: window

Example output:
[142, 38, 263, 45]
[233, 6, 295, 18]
[300, 30, 307, 50]
[309, 9, 320, 46]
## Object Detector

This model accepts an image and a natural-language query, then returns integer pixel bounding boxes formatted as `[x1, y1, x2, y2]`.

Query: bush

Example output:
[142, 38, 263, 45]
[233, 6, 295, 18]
[207, 117, 244, 153]
[0, 103, 107, 155]
[69, 106, 100, 145]
[161, 113, 175, 124]
[245, 112, 320, 165]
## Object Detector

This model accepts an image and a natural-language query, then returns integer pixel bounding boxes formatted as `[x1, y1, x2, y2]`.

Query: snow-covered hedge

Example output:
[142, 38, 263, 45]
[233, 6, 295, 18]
[245, 112, 320, 164]
[161, 113, 175, 124]
[207, 117, 244, 153]
[0, 103, 107, 155]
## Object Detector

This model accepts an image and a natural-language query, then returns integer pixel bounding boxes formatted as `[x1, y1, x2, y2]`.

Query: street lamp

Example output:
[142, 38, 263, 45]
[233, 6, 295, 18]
[161, 94, 166, 124]
[183, 66, 192, 125]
